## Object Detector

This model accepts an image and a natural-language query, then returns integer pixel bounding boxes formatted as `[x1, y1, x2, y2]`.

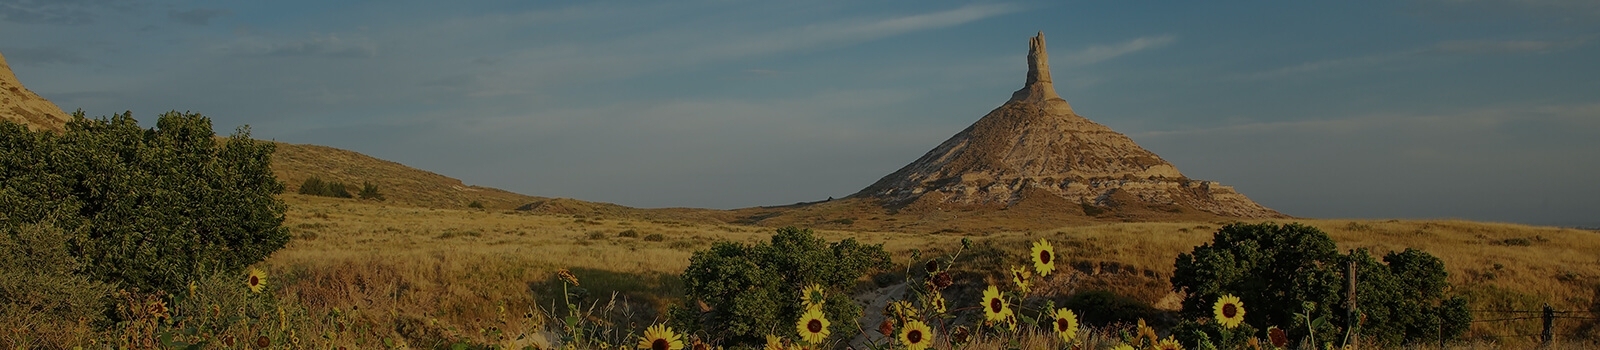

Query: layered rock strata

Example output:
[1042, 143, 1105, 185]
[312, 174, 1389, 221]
[853, 32, 1281, 218]
[0, 51, 73, 132]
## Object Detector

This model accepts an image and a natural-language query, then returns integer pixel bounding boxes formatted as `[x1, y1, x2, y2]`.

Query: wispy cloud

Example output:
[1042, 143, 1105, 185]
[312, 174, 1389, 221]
[168, 8, 229, 26]
[1054, 35, 1176, 66]
[688, 3, 1024, 61]
[0, 0, 134, 26]
[0, 46, 86, 65]
[1422, 38, 1589, 54]
[218, 33, 378, 58]
[1238, 37, 1591, 79]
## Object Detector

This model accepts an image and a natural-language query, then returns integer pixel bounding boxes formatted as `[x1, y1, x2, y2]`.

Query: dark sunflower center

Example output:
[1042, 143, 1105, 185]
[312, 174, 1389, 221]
[808, 319, 823, 333]
[652, 339, 669, 350]
[250, 275, 260, 286]
[1057, 318, 1070, 332]
[1223, 304, 1238, 318]
[989, 298, 1003, 313]
[907, 329, 923, 343]
[1040, 251, 1052, 264]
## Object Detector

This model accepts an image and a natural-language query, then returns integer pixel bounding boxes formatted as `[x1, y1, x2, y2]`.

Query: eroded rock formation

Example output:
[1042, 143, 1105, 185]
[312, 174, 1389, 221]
[0, 51, 73, 132]
[854, 32, 1282, 218]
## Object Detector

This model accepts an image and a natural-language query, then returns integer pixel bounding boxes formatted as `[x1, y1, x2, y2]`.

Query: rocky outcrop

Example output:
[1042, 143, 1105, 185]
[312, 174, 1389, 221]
[853, 32, 1282, 218]
[0, 51, 73, 132]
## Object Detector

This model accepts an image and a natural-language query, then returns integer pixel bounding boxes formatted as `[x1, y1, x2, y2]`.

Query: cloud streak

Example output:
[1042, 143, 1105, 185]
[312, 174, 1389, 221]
[1053, 35, 1176, 66]
[1237, 37, 1591, 79]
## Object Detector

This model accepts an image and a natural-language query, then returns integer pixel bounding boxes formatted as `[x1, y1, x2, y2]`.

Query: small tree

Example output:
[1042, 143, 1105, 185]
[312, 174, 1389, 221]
[325, 182, 352, 198]
[0, 111, 288, 294]
[358, 182, 384, 201]
[674, 227, 891, 347]
[299, 177, 327, 196]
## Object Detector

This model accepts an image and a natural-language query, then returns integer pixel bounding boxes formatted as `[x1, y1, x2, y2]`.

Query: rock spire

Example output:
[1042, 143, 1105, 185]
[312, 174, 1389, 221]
[852, 32, 1282, 219]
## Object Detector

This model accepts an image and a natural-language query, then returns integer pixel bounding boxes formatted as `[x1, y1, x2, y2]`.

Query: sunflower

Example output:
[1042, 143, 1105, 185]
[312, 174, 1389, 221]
[1111, 345, 1135, 350]
[1052, 308, 1079, 343]
[927, 292, 947, 314]
[765, 334, 784, 350]
[765, 334, 785, 350]
[1030, 239, 1055, 277]
[1267, 326, 1288, 348]
[800, 284, 825, 310]
[1136, 319, 1160, 348]
[639, 323, 684, 350]
[1009, 266, 1032, 294]
[246, 268, 267, 293]
[1156, 336, 1184, 350]
[888, 300, 917, 322]
[981, 285, 1009, 322]
[1213, 294, 1245, 329]
[898, 319, 933, 350]
[1001, 311, 1018, 331]
[796, 307, 830, 345]
[949, 326, 971, 344]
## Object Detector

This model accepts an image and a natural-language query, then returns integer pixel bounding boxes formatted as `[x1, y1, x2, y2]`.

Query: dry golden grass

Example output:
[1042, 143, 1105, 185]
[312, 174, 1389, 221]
[263, 193, 1600, 348]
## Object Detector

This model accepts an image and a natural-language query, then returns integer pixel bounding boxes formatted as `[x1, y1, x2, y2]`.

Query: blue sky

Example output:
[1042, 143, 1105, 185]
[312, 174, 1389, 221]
[3, 0, 1598, 226]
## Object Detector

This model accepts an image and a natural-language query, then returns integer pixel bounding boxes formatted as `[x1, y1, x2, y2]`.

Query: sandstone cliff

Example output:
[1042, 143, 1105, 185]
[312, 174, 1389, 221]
[0, 51, 73, 132]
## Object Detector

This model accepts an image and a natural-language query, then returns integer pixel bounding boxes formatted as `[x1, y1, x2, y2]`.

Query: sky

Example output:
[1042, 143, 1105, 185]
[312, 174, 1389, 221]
[2, 0, 1598, 227]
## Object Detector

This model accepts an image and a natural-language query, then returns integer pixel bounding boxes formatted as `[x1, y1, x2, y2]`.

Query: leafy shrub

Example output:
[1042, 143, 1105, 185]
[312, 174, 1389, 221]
[673, 227, 891, 347]
[468, 200, 484, 209]
[643, 233, 666, 242]
[298, 176, 353, 198]
[358, 181, 384, 201]
[0, 111, 288, 294]
[1343, 248, 1471, 346]
[0, 222, 114, 348]
[1172, 222, 1342, 344]
[1172, 222, 1471, 348]
[617, 230, 639, 238]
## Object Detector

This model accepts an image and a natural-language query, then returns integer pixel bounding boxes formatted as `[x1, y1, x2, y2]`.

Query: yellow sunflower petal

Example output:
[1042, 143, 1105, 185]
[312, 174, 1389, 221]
[898, 319, 933, 350]
[639, 324, 683, 350]
[981, 285, 1009, 322]
[1031, 239, 1056, 277]
[246, 268, 267, 293]
[1213, 294, 1246, 329]
[796, 307, 830, 345]
[1053, 308, 1079, 343]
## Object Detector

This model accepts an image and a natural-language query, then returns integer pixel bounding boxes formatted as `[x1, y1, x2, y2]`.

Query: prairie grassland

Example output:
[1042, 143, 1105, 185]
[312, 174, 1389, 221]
[267, 194, 1600, 348]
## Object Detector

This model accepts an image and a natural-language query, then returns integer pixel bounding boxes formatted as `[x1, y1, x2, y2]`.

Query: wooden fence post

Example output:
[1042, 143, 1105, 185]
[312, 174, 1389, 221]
[1347, 260, 1357, 350]
[1542, 304, 1554, 346]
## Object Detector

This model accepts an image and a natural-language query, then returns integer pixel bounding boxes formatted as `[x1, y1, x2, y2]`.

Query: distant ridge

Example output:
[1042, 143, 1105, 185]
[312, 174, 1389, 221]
[0, 50, 73, 132]
[852, 32, 1283, 219]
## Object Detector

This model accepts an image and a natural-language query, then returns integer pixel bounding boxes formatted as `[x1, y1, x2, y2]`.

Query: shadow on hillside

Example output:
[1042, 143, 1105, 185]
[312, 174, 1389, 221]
[526, 268, 684, 329]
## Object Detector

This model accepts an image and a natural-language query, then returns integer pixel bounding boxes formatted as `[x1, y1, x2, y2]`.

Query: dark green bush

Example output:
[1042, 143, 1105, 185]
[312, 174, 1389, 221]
[1343, 248, 1471, 346]
[673, 227, 890, 347]
[617, 229, 639, 238]
[358, 181, 384, 201]
[468, 200, 484, 209]
[298, 176, 353, 198]
[643, 233, 666, 242]
[1172, 222, 1470, 348]
[0, 111, 288, 294]
[1062, 290, 1162, 327]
